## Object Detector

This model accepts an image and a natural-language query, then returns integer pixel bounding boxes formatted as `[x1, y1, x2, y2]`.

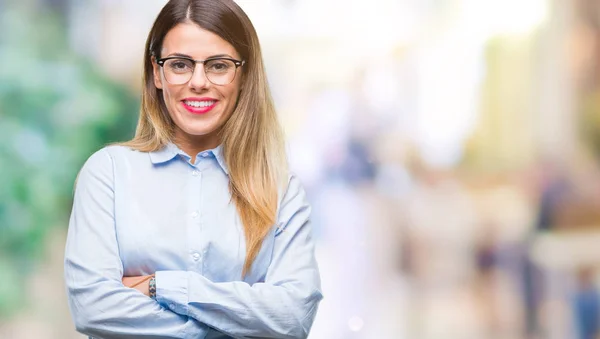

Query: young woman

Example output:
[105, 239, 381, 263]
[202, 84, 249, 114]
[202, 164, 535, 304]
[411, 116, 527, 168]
[64, 1, 322, 338]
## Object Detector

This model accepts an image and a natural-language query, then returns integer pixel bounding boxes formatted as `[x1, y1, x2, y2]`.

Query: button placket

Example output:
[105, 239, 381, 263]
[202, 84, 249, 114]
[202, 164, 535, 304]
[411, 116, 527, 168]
[186, 164, 203, 272]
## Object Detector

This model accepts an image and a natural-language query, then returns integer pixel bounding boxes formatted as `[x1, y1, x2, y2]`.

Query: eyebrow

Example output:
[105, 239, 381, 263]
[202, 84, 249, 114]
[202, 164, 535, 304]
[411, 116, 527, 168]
[166, 52, 235, 59]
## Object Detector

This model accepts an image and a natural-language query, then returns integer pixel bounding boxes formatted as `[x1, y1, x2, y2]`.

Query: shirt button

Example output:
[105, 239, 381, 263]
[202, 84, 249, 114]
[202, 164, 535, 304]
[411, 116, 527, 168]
[201, 152, 209, 158]
[192, 170, 200, 176]
[192, 253, 200, 261]
[191, 211, 199, 218]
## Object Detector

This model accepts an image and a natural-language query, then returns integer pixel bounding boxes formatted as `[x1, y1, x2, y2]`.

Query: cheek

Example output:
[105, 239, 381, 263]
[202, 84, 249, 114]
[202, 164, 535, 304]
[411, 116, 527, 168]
[160, 87, 183, 122]
[224, 82, 242, 106]
[223, 89, 241, 116]
[161, 85, 179, 104]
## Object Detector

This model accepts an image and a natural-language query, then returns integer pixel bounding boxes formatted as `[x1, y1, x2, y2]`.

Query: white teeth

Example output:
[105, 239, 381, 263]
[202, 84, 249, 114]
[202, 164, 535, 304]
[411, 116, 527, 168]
[185, 100, 215, 108]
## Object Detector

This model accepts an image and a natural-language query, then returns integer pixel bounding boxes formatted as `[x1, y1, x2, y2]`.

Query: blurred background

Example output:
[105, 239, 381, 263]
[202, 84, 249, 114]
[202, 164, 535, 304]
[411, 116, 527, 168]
[2, 0, 600, 338]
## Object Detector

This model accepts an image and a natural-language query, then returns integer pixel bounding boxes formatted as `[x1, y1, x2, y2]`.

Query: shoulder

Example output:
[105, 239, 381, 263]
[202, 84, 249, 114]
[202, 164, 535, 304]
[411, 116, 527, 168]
[83, 144, 153, 170]
[74, 147, 114, 192]
[76, 145, 143, 183]
[80, 147, 113, 173]
[275, 172, 312, 234]
[284, 172, 305, 195]
[101, 144, 146, 161]
[80, 145, 133, 168]
[278, 172, 309, 213]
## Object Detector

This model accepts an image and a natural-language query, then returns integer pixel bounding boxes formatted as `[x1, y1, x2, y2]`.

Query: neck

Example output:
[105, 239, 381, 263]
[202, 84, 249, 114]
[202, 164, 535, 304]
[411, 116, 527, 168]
[173, 129, 220, 163]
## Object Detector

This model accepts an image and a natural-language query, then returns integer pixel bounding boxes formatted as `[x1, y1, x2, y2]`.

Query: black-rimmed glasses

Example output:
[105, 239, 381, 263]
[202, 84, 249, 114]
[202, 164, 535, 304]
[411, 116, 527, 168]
[156, 56, 245, 86]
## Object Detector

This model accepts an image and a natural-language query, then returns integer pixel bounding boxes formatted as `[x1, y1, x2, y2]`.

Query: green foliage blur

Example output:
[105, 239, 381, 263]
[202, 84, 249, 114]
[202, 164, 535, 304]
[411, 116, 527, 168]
[0, 2, 139, 317]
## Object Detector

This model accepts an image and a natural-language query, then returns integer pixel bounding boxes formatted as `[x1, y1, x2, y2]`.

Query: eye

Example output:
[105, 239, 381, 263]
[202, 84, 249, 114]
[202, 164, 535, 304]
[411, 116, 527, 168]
[166, 59, 194, 73]
[206, 59, 234, 73]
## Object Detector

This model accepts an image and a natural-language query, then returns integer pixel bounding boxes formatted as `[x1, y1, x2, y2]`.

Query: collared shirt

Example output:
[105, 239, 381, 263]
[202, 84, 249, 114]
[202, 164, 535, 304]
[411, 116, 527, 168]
[64, 143, 323, 339]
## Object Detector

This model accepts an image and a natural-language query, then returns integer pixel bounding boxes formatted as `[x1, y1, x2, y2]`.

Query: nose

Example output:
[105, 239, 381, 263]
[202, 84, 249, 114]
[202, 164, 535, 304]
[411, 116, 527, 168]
[187, 63, 210, 91]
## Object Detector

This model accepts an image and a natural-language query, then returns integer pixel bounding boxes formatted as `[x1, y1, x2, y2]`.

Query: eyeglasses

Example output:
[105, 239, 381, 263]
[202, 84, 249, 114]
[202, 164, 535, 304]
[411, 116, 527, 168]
[156, 56, 245, 86]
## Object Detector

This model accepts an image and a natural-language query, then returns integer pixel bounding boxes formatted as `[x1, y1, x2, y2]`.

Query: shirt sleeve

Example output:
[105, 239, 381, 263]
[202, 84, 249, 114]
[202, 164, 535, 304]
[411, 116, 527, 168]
[64, 148, 209, 339]
[154, 175, 323, 339]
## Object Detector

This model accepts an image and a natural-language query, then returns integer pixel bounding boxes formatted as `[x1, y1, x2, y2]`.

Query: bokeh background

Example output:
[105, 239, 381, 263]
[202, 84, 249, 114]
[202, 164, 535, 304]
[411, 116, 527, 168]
[2, 0, 600, 338]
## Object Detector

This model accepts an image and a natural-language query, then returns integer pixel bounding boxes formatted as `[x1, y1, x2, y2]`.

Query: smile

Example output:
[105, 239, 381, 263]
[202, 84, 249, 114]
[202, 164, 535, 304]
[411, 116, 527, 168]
[184, 100, 216, 107]
[181, 99, 218, 114]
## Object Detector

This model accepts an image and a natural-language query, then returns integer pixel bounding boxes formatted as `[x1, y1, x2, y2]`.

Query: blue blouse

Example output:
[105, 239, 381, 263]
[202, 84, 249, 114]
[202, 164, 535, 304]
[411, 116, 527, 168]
[64, 143, 323, 339]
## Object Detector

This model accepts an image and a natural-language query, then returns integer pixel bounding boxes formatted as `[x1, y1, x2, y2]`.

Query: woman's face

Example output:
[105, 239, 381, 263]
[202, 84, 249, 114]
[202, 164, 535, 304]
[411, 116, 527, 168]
[153, 22, 243, 150]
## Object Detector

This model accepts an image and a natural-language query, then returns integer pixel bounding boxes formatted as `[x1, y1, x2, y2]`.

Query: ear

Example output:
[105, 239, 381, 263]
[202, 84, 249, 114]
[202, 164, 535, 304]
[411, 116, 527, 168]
[151, 56, 163, 89]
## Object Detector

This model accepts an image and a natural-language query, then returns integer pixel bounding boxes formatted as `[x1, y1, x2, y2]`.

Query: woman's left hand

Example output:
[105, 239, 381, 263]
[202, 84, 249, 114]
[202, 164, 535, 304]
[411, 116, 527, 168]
[122, 275, 153, 297]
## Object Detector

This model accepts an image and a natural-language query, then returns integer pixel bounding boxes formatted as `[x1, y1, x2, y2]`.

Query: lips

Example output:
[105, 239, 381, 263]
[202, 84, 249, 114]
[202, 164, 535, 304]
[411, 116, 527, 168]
[181, 98, 218, 114]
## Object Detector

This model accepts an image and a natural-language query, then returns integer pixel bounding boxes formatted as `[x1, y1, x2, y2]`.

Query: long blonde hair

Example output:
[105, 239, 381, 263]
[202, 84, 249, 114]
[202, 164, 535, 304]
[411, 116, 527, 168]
[122, 0, 288, 276]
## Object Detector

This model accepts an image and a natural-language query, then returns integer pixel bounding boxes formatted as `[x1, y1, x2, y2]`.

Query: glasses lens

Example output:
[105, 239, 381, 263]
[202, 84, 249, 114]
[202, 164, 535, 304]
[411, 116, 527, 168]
[164, 58, 194, 84]
[205, 59, 237, 85]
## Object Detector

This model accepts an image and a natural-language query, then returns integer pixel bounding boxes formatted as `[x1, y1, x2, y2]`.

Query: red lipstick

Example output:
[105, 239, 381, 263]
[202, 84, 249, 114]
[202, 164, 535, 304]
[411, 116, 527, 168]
[181, 97, 218, 114]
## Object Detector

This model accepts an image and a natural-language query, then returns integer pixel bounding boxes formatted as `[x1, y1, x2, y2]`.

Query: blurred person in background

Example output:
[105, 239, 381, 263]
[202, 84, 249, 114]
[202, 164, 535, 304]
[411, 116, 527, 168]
[573, 267, 600, 339]
[63, 0, 322, 338]
[531, 158, 600, 339]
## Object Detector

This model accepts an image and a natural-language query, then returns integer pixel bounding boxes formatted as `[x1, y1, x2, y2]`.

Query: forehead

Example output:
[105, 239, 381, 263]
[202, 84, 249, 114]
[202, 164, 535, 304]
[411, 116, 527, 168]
[161, 22, 239, 59]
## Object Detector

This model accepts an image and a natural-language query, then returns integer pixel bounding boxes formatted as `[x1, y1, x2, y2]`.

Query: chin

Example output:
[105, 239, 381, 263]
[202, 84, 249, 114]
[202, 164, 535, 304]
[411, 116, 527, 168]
[184, 128, 216, 137]
[172, 114, 227, 141]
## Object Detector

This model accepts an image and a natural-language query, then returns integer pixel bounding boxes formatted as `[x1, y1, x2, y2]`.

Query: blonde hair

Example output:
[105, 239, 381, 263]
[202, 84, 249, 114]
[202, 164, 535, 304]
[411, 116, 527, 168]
[121, 0, 288, 276]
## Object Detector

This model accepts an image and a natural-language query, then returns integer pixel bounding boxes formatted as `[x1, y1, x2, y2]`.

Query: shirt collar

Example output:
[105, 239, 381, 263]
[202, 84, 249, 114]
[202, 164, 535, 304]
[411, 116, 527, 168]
[149, 142, 229, 175]
[212, 144, 229, 175]
[148, 142, 181, 164]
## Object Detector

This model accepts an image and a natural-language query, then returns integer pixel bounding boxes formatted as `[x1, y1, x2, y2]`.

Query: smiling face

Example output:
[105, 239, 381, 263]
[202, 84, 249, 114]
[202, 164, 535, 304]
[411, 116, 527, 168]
[153, 22, 243, 153]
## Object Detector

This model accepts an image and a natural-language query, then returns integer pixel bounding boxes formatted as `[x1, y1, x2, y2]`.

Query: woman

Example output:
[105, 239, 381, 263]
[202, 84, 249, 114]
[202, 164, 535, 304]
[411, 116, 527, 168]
[64, 1, 323, 338]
